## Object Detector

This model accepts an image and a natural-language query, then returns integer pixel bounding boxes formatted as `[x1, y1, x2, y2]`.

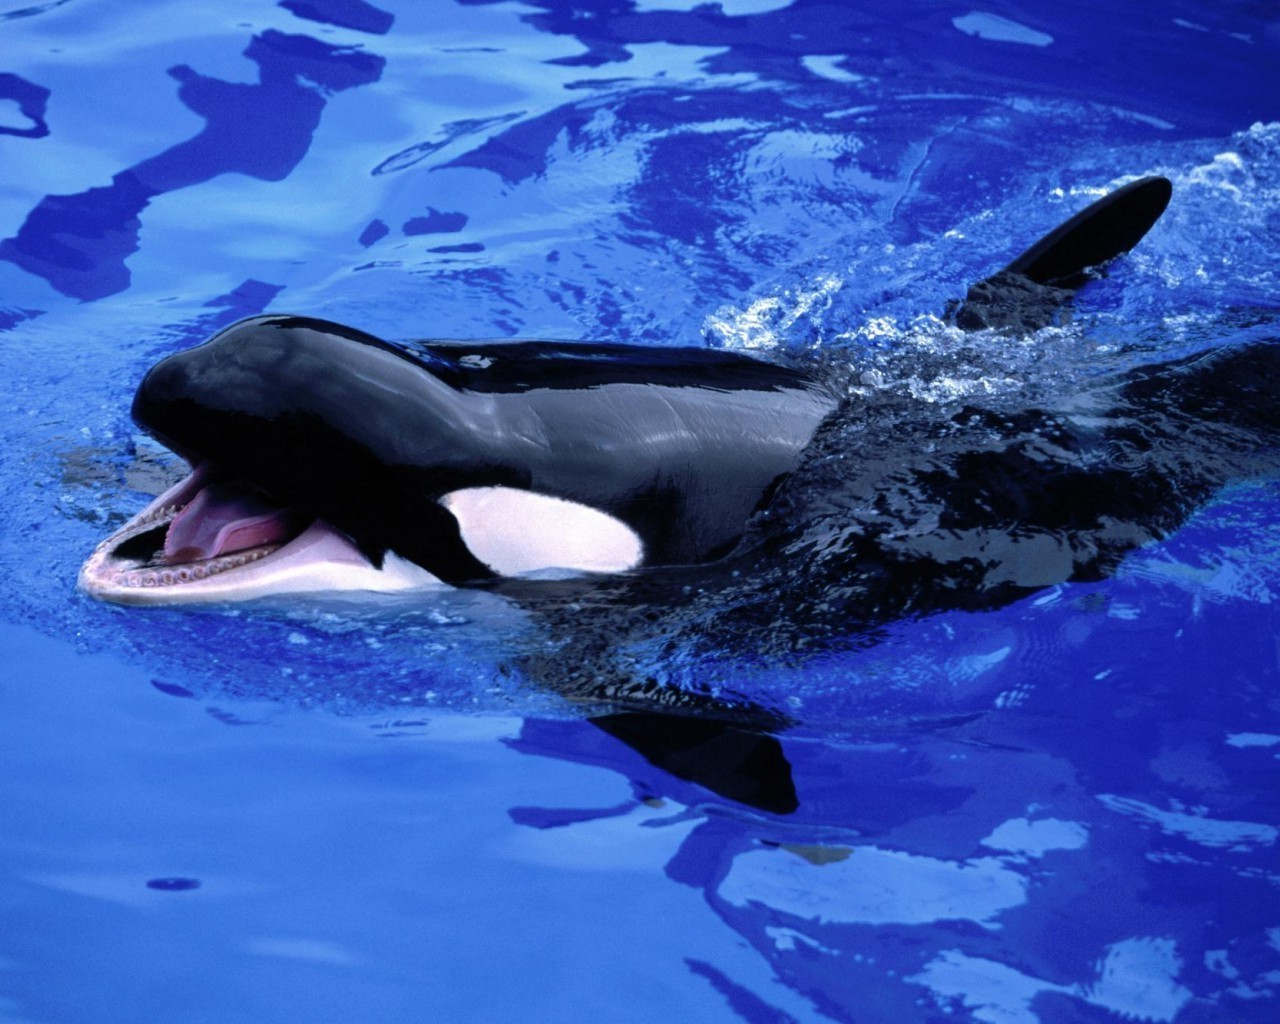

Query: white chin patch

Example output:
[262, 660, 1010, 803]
[441, 487, 644, 577]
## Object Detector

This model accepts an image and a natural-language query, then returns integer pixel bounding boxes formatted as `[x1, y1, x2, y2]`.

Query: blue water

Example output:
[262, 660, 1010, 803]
[2, 1, 1279, 1021]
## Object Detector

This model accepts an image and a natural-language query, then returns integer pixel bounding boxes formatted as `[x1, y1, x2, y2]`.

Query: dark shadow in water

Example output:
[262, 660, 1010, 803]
[455, 0, 1279, 134]
[0, 31, 385, 300]
[0, 72, 49, 138]
[278, 0, 394, 35]
[686, 959, 799, 1023]
[190, 280, 289, 341]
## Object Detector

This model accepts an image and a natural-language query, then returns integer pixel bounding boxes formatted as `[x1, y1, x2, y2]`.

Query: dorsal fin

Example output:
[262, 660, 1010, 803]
[1003, 175, 1172, 285]
[950, 175, 1172, 331]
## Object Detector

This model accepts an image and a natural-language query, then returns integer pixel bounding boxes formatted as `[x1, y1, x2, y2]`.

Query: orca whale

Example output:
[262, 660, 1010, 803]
[78, 173, 1280, 814]
[80, 176, 1195, 611]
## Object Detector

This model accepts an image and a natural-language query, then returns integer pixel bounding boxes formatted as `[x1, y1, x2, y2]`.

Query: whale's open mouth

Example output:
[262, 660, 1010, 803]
[79, 464, 441, 605]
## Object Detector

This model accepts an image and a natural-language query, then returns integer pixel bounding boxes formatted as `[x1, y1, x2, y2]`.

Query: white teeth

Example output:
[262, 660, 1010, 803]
[136, 504, 170, 526]
[97, 487, 288, 593]
[108, 544, 280, 588]
[114, 502, 182, 543]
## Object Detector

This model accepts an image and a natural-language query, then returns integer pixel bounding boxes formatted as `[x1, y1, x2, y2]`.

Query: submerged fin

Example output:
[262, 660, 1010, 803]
[951, 175, 1172, 331]
[589, 711, 799, 814]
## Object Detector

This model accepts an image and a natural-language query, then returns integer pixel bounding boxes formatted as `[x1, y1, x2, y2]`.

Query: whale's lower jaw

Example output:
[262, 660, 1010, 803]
[78, 469, 442, 606]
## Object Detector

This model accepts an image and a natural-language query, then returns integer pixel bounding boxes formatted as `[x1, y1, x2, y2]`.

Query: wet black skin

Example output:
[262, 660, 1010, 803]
[721, 338, 1280, 642]
[135, 316, 843, 582]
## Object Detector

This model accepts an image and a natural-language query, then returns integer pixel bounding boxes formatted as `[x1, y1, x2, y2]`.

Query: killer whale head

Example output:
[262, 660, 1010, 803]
[80, 314, 840, 604]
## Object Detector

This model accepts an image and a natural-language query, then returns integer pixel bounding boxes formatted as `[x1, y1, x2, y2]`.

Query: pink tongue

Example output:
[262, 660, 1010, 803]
[164, 483, 295, 563]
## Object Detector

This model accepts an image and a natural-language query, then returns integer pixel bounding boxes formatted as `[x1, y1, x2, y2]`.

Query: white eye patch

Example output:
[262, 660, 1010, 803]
[440, 486, 644, 577]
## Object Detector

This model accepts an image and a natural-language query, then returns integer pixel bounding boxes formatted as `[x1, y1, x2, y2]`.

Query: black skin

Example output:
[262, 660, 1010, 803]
[134, 316, 843, 581]
[129, 175, 1279, 814]
[706, 338, 1280, 653]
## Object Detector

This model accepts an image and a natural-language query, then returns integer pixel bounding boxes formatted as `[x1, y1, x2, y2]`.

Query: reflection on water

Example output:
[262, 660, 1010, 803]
[508, 655, 1280, 1019]
[1, 30, 384, 300]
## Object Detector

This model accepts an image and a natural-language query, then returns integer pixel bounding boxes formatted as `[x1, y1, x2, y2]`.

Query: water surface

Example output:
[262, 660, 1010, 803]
[1, 1, 1279, 1021]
